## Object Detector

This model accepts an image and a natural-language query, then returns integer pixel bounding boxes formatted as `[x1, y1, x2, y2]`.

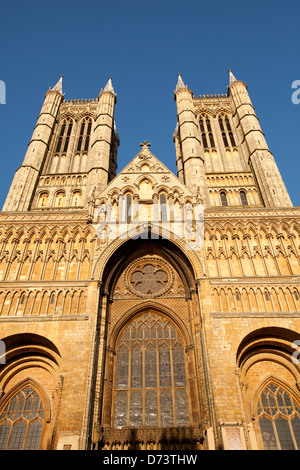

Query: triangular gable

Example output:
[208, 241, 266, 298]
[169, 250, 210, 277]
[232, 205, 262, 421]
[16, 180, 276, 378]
[96, 141, 193, 201]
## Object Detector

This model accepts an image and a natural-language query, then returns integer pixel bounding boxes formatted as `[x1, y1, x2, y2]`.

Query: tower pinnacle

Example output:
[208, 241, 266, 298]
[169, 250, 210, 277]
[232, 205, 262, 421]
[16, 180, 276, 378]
[51, 75, 64, 94]
[103, 77, 115, 94]
[228, 69, 237, 85]
[175, 73, 187, 91]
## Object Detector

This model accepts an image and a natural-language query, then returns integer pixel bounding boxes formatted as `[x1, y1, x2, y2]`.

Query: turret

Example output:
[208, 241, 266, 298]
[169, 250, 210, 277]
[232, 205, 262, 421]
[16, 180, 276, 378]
[3, 77, 64, 211]
[174, 74, 209, 205]
[86, 78, 117, 202]
[228, 70, 292, 207]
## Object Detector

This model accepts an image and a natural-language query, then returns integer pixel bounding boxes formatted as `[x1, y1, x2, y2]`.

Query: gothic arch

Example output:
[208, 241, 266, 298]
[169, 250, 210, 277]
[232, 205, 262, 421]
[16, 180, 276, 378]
[235, 326, 300, 392]
[250, 375, 300, 419]
[108, 300, 193, 350]
[235, 326, 300, 366]
[0, 377, 51, 423]
[92, 224, 204, 283]
[135, 174, 157, 188]
[57, 112, 75, 122]
[0, 332, 62, 402]
[250, 375, 300, 450]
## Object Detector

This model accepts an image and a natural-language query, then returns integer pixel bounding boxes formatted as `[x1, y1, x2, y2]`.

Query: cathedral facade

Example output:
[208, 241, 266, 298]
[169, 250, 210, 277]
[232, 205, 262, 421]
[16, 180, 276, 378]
[0, 72, 299, 451]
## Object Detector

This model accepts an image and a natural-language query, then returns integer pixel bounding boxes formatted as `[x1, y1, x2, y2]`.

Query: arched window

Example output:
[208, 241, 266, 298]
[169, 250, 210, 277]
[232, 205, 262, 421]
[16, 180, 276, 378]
[159, 193, 168, 221]
[220, 191, 228, 206]
[38, 192, 49, 208]
[240, 190, 248, 206]
[55, 191, 65, 207]
[206, 119, 212, 132]
[229, 132, 236, 146]
[0, 384, 45, 450]
[218, 114, 236, 148]
[199, 115, 215, 148]
[257, 381, 300, 450]
[222, 132, 229, 147]
[125, 194, 132, 223]
[55, 118, 73, 153]
[114, 311, 189, 428]
[76, 117, 92, 153]
[72, 191, 82, 207]
[209, 132, 215, 147]
[225, 117, 231, 131]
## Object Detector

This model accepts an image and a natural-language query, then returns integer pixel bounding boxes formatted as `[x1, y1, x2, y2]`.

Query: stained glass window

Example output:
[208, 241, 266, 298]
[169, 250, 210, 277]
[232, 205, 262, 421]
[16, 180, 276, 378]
[114, 311, 189, 428]
[0, 385, 44, 450]
[257, 382, 300, 450]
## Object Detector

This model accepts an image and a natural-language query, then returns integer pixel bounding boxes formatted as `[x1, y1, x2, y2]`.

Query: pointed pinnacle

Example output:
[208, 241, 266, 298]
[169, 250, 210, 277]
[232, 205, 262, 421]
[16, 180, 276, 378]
[103, 77, 115, 94]
[228, 69, 237, 85]
[51, 75, 63, 94]
[175, 73, 186, 91]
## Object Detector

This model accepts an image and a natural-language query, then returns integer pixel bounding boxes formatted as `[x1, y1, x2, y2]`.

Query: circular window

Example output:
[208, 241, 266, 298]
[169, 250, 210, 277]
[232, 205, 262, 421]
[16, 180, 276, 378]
[125, 257, 173, 298]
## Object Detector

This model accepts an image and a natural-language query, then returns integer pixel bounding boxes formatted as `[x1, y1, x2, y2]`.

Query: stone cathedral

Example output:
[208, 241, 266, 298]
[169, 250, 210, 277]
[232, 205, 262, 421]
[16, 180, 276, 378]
[0, 71, 299, 451]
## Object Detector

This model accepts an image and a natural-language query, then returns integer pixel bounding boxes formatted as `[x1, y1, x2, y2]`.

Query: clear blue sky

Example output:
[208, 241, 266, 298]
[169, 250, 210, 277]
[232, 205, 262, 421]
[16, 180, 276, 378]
[0, 0, 299, 208]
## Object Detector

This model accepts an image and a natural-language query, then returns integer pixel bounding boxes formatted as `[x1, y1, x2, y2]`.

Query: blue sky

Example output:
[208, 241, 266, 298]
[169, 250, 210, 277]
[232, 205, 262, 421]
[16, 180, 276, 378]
[0, 0, 299, 208]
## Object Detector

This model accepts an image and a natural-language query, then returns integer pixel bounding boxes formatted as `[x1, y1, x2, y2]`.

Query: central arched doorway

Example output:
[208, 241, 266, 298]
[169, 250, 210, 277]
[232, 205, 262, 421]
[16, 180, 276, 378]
[91, 237, 207, 450]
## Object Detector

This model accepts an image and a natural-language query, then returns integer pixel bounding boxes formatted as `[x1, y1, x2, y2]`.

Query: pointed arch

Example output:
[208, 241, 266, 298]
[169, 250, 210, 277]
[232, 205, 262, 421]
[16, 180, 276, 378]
[0, 377, 50, 450]
[252, 377, 300, 450]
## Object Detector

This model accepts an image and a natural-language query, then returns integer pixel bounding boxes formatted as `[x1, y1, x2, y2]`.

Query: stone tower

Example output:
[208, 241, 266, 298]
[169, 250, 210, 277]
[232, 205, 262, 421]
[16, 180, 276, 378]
[3, 76, 119, 213]
[0, 72, 299, 451]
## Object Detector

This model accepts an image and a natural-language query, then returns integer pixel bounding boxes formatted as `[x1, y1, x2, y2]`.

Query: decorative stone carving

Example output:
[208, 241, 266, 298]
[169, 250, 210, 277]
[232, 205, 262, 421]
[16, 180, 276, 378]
[124, 256, 174, 298]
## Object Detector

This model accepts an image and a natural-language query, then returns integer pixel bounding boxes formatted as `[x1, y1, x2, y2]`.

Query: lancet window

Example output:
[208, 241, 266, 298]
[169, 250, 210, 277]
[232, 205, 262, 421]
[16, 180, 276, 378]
[76, 117, 92, 153]
[124, 194, 132, 223]
[199, 114, 215, 148]
[218, 114, 236, 148]
[55, 117, 73, 153]
[159, 193, 168, 221]
[220, 191, 228, 206]
[240, 190, 248, 206]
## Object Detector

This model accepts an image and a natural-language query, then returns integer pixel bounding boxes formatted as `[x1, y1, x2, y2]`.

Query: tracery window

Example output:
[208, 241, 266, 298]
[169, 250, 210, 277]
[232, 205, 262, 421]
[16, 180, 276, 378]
[0, 385, 44, 450]
[76, 117, 92, 153]
[55, 117, 73, 153]
[114, 311, 189, 428]
[257, 382, 300, 450]
[199, 115, 215, 148]
[218, 114, 236, 147]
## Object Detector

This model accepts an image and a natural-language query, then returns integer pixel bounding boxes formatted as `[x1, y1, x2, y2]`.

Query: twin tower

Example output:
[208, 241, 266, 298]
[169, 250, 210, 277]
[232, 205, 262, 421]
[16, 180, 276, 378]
[3, 71, 292, 215]
[0, 71, 299, 451]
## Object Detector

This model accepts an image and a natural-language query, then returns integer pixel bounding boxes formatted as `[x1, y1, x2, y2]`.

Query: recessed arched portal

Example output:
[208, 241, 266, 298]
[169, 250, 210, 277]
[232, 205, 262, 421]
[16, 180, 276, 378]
[91, 236, 206, 450]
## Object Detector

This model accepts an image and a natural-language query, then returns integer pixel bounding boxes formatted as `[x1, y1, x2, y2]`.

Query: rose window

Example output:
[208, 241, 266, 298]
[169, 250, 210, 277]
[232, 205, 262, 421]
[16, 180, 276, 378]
[126, 258, 173, 298]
